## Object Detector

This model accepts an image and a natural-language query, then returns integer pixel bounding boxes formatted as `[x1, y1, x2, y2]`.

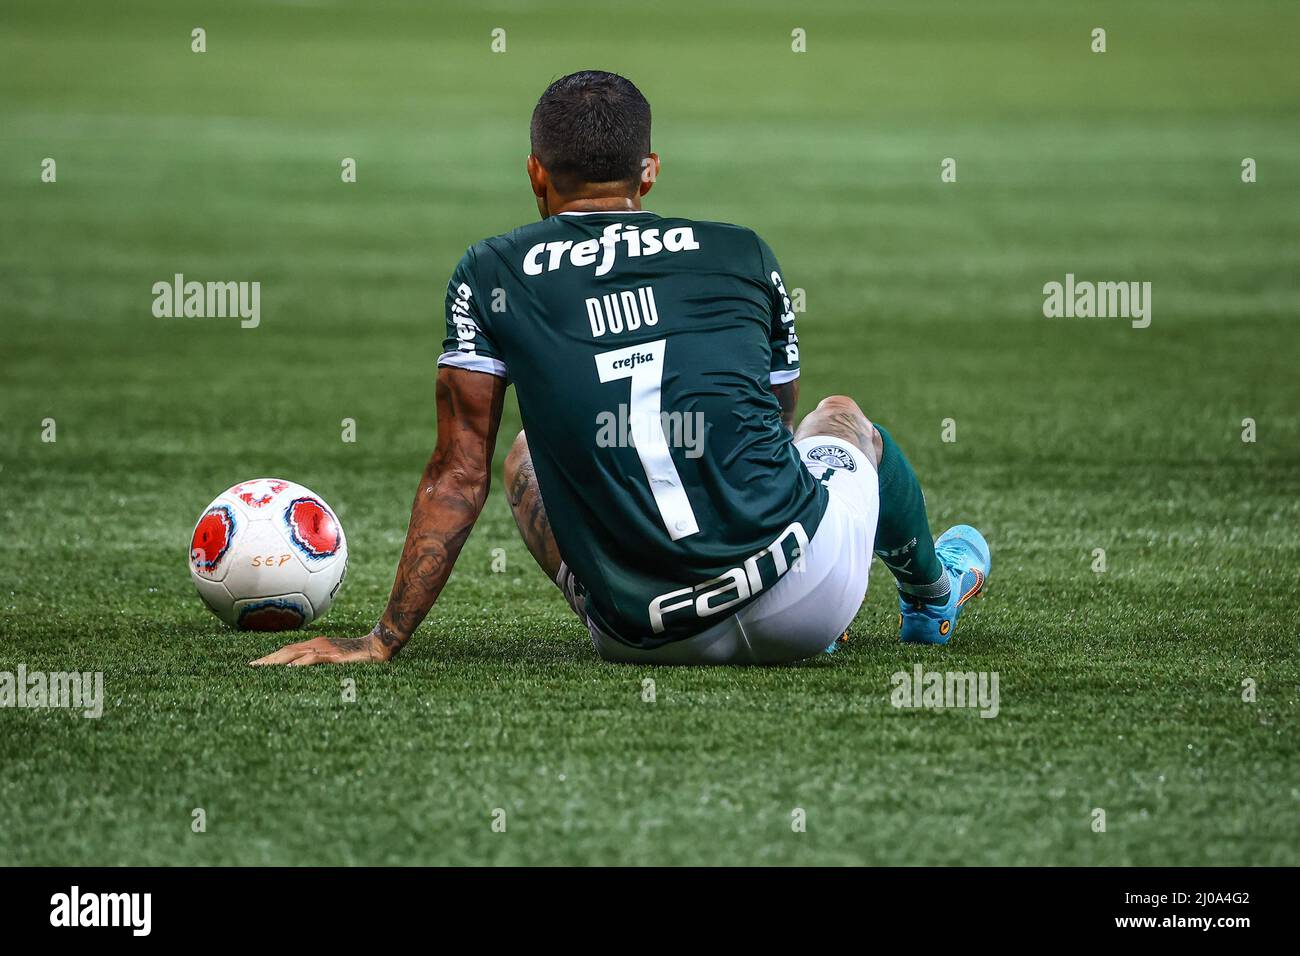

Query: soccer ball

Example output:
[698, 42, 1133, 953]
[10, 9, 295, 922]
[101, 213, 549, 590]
[188, 478, 348, 631]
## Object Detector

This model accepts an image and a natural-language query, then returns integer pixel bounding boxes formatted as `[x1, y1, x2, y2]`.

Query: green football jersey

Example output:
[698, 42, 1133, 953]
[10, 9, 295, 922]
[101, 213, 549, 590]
[439, 210, 827, 648]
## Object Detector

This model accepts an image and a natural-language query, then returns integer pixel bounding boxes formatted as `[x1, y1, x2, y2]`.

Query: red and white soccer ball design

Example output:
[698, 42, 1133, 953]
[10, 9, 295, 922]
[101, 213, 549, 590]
[189, 478, 348, 631]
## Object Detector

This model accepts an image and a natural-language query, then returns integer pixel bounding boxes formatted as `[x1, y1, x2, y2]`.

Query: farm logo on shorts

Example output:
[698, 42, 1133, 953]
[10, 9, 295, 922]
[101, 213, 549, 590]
[191, 505, 236, 572]
[648, 521, 809, 634]
[806, 444, 857, 472]
[284, 497, 342, 560]
[230, 478, 288, 508]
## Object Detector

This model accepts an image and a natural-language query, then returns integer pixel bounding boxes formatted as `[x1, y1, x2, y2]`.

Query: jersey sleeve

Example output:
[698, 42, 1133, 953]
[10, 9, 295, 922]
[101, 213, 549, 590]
[437, 246, 508, 379]
[757, 235, 800, 384]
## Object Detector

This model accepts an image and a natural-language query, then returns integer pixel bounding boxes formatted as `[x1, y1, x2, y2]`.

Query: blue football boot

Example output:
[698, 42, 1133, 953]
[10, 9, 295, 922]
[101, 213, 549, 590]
[898, 525, 990, 645]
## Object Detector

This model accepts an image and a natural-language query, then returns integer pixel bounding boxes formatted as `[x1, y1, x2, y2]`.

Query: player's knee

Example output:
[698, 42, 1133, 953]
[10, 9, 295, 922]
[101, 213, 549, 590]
[806, 395, 879, 465]
[816, 394, 869, 425]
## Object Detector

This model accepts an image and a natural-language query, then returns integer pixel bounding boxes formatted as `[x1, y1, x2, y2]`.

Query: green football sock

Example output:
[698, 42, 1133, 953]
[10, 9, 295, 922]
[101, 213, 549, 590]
[872, 425, 949, 604]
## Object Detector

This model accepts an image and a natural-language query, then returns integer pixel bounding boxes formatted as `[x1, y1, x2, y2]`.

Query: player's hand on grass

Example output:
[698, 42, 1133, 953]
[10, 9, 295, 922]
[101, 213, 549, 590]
[250, 632, 396, 666]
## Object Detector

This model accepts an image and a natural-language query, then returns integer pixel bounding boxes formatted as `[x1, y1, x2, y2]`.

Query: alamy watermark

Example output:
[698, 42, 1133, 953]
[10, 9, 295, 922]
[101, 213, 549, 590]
[1, 665, 104, 718]
[1042, 273, 1150, 329]
[50, 886, 150, 936]
[890, 665, 999, 718]
[596, 403, 706, 459]
[152, 273, 260, 328]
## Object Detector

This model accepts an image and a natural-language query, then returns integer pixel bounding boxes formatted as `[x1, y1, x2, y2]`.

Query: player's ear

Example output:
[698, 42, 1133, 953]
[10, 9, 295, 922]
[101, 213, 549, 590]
[526, 154, 548, 198]
[638, 153, 660, 197]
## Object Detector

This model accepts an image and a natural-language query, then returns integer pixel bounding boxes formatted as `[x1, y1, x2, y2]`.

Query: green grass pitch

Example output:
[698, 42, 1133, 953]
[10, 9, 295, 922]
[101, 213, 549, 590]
[1, 0, 1298, 865]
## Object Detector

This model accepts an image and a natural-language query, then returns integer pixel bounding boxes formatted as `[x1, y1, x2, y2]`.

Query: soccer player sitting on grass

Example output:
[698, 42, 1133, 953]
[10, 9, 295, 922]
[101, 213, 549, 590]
[252, 71, 990, 667]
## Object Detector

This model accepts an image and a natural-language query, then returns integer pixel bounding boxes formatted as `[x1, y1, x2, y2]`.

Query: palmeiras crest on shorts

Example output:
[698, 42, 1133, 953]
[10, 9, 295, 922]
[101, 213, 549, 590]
[806, 443, 857, 472]
[191, 504, 237, 571]
[283, 496, 342, 560]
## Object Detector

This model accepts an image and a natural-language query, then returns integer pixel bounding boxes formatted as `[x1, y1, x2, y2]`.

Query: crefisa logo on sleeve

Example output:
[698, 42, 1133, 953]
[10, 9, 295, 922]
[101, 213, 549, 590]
[49, 886, 152, 937]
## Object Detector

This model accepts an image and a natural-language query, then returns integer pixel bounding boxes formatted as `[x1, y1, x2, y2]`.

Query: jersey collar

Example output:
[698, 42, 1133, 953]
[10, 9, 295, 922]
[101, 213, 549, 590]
[554, 210, 658, 217]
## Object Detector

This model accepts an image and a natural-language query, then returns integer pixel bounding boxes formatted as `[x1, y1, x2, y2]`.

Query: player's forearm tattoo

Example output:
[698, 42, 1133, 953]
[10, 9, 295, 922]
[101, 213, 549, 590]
[324, 635, 376, 654]
[372, 371, 504, 653]
[378, 445, 485, 646]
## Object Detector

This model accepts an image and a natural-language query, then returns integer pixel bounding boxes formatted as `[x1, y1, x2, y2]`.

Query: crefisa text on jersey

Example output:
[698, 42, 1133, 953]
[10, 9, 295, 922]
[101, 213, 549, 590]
[524, 222, 700, 277]
[450, 281, 477, 353]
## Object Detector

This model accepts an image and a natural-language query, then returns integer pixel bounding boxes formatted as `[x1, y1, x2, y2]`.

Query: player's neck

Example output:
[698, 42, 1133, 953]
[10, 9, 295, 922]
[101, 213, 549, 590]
[547, 193, 641, 216]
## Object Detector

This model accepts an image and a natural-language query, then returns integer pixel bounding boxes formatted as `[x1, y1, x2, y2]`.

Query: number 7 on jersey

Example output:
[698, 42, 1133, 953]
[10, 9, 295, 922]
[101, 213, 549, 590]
[594, 339, 700, 541]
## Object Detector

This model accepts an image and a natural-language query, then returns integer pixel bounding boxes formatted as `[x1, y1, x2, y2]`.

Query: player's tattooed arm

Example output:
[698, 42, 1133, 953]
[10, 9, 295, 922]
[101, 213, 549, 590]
[251, 367, 507, 666]
[772, 379, 799, 434]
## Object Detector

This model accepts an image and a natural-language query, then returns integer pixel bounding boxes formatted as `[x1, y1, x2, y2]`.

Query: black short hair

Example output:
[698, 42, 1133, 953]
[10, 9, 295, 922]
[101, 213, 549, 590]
[530, 71, 651, 194]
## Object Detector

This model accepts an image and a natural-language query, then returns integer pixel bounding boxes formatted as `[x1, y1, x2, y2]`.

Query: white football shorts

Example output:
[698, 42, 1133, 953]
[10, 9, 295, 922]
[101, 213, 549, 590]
[561, 434, 879, 665]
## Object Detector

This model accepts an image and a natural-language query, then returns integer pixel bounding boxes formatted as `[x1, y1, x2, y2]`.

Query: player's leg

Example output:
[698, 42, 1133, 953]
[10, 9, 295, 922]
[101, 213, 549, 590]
[793, 394, 883, 467]
[793, 395, 989, 645]
[503, 429, 596, 628]
[503, 430, 563, 581]
[796, 396, 947, 606]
